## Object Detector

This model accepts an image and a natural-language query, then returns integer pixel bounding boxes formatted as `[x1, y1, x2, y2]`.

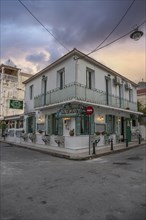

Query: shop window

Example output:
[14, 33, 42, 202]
[106, 115, 115, 134]
[51, 114, 63, 135]
[16, 120, 23, 128]
[76, 114, 94, 135]
[37, 123, 45, 131]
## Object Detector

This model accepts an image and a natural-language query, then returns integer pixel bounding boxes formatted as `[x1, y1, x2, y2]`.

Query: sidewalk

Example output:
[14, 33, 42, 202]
[0, 138, 145, 160]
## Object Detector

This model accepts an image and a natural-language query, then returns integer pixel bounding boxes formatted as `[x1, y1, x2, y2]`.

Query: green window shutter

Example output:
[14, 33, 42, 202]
[76, 117, 81, 136]
[48, 115, 51, 134]
[90, 115, 95, 135]
[26, 117, 28, 133]
[58, 118, 63, 136]
[28, 117, 31, 133]
[33, 116, 36, 133]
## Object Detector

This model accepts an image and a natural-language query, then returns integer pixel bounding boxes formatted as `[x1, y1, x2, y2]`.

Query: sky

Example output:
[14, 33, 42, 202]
[0, 0, 146, 83]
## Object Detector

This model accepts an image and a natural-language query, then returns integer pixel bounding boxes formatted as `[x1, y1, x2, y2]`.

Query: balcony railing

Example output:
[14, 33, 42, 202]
[34, 82, 137, 112]
[0, 73, 18, 82]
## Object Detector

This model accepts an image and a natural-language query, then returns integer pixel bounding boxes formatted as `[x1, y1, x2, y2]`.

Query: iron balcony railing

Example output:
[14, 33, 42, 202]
[34, 82, 137, 111]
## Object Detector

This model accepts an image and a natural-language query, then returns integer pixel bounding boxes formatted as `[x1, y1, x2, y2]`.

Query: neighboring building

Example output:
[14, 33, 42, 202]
[0, 61, 32, 131]
[17, 48, 142, 150]
[137, 81, 146, 128]
[137, 81, 146, 108]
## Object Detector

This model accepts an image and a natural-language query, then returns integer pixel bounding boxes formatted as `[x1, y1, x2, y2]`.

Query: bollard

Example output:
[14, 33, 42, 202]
[125, 138, 128, 147]
[93, 143, 96, 155]
[138, 134, 141, 144]
[111, 139, 113, 151]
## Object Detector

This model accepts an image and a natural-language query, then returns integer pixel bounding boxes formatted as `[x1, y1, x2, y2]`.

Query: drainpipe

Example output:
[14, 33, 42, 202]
[0, 67, 4, 118]
[74, 56, 78, 98]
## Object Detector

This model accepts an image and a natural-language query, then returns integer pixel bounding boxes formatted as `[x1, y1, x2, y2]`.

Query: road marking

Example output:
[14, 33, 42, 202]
[86, 158, 108, 163]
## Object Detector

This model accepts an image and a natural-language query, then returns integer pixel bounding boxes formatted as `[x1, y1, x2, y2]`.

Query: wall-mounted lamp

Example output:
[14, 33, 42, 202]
[117, 117, 121, 122]
[97, 115, 104, 121]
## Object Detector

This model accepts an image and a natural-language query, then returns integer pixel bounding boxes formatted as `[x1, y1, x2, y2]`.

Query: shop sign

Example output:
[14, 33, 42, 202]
[9, 100, 23, 109]
[56, 103, 86, 118]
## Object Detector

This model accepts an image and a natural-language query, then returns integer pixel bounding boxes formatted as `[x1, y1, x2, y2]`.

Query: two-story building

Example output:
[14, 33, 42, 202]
[22, 48, 141, 150]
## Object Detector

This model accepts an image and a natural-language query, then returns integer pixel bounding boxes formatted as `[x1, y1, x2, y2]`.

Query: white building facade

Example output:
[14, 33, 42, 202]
[21, 49, 141, 150]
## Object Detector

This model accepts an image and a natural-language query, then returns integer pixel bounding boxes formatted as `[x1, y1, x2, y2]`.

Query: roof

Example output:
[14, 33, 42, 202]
[23, 48, 138, 86]
[137, 88, 146, 94]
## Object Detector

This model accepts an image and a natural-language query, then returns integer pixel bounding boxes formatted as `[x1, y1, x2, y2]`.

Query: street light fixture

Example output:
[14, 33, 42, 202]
[130, 27, 143, 41]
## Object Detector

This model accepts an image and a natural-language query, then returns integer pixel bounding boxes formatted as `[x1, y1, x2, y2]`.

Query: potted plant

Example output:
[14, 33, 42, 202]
[69, 129, 74, 136]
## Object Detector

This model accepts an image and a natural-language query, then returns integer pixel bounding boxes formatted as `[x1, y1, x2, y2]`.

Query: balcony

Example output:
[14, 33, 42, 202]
[34, 82, 137, 112]
[0, 73, 18, 83]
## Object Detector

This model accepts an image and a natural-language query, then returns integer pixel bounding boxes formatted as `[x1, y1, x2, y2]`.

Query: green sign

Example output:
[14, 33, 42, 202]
[9, 100, 23, 109]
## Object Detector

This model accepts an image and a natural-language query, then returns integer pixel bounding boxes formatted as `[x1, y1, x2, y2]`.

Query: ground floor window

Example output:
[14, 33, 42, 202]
[106, 115, 115, 134]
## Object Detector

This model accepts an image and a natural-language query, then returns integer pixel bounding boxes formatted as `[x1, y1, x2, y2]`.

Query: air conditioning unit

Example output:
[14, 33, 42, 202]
[129, 84, 132, 90]
[113, 76, 122, 85]
[125, 82, 132, 90]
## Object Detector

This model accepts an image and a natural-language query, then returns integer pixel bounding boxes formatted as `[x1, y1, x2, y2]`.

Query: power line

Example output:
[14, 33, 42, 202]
[87, 0, 136, 56]
[96, 20, 146, 52]
[17, 0, 70, 52]
[74, 20, 146, 60]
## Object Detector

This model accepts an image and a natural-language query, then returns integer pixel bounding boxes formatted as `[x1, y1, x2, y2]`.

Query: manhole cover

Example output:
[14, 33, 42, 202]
[113, 162, 130, 165]
[127, 156, 142, 160]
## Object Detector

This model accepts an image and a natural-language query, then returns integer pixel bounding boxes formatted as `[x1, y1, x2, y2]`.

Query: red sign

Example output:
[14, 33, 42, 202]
[85, 106, 94, 115]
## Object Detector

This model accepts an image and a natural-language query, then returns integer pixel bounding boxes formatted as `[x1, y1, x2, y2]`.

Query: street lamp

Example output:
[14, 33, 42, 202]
[130, 27, 143, 41]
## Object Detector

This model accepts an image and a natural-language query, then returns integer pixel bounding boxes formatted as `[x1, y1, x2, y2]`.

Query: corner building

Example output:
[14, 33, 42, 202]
[23, 49, 142, 150]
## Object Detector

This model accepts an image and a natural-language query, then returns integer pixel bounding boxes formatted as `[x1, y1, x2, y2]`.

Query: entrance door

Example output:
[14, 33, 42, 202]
[126, 119, 131, 142]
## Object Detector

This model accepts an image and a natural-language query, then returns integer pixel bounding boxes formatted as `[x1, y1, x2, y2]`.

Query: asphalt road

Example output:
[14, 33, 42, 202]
[0, 142, 146, 220]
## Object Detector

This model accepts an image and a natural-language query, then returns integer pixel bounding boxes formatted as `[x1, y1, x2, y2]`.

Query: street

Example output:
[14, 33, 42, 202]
[0, 142, 146, 220]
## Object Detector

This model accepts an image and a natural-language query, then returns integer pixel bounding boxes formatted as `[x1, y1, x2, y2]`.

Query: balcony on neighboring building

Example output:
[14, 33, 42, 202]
[0, 73, 18, 83]
[34, 82, 137, 112]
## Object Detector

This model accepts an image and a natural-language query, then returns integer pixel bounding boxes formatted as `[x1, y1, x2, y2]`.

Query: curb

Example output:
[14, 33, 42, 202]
[1, 140, 145, 161]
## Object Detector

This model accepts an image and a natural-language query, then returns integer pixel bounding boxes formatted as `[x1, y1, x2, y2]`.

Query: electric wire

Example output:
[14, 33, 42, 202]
[87, 0, 136, 56]
[96, 20, 146, 52]
[17, 0, 70, 52]
[74, 20, 146, 60]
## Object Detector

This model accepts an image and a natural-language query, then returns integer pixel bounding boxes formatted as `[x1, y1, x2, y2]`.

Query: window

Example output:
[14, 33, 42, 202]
[29, 85, 33, 100]
[57, 68, 65, 90]
[129, 89, 133, 102]
[86, 68, 95, 89]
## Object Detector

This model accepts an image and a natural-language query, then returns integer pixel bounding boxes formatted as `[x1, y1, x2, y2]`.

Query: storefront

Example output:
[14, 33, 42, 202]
[22, 103, 137, 149]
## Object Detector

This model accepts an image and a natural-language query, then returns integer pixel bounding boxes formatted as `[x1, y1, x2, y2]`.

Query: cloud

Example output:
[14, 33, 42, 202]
[26, 52, 48, 63]
[1, 0, 145, 82]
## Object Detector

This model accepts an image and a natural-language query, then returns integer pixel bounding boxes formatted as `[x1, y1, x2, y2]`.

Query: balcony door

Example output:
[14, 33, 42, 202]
[42, 77, 47, 105]
[86, 68, 95, 90]
[105, 78, 111, 105]
[57, 68, 65, 90]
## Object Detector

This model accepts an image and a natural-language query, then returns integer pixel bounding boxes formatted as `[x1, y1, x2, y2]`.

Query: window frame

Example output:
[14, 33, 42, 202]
[29, 84, 34, 100]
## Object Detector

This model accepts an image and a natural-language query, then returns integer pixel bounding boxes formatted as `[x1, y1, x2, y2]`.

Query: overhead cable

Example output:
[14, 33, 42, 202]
[87, 0, 136, 56]
[17, 0, 70, 52]
[74, 20, 146, 60]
